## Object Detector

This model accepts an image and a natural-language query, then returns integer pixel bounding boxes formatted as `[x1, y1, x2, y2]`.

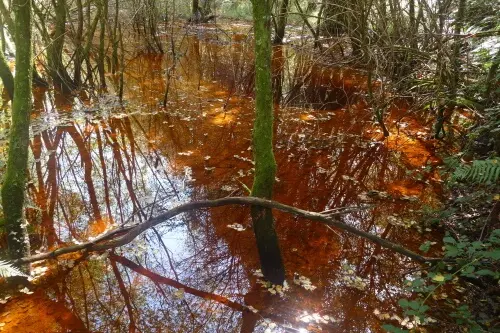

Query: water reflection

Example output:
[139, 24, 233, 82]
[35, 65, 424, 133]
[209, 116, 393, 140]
[1, 26, 444, 332]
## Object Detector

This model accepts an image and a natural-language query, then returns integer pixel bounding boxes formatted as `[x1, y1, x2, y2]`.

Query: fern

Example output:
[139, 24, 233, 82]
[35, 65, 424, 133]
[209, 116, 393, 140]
[0, 260, 28, 278]
[453, 159, 500, 184]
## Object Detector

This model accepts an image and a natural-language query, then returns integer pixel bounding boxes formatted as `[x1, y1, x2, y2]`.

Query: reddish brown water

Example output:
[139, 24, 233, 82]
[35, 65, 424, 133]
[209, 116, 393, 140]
[0, 24, 445, 332]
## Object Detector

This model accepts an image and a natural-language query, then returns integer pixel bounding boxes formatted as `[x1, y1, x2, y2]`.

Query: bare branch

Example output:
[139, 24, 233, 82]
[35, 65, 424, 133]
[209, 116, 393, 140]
[16, 196, 441, 265]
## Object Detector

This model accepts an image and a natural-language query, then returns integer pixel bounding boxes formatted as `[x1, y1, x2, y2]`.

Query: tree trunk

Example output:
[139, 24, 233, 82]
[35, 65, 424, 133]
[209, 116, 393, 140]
[250, 0, 285, 286]
[47, 0, 74, 92]
[484, 48, 500, 104]
[0, 42, 14, 99]
[98, 0, 108, 89]
[273, 0, 289, 44]
[1, 0, 32, 260]
[450, 0, 466, 101]
[74, 0, 84, 86]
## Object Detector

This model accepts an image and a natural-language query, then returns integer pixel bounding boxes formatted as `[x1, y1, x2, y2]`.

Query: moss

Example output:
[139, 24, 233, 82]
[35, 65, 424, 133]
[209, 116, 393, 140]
[1, 0, 33, 260]
[250, 0, 285, 285]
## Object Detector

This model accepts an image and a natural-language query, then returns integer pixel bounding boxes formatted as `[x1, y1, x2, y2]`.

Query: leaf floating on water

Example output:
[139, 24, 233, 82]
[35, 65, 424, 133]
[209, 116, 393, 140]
[258, 279, 289, 296]
[227, 223, 246, 231]
[293, 273, 317, 291]
[341, 175, 359, 184]
[19, 287, 33, 295]
[178, 151, 193, 156]
[367, 190, 390, 199]
[30, 266, 49, 278]
[339, 262, 369, 291]
[221, 185, 237, 192]
[247, 305, 259, 313]
[253, 269, 264, 278]
[174, 288, 185, 300]
[296, 311, 338, 324]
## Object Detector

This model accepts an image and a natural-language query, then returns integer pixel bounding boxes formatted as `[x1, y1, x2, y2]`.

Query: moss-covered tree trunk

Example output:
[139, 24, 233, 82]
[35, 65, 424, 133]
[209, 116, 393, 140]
[1, 0, 32, 259]
[250, 0, 285, 286]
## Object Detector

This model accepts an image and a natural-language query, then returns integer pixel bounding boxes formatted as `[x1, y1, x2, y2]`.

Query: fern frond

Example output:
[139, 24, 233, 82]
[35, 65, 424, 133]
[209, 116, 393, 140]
[0, 260, 28, 278]
[453, 159, 500, 184]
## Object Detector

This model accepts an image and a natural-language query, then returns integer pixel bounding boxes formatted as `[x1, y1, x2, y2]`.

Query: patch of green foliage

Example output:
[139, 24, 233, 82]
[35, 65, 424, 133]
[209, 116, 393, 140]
[384, 230, 500, 332]
[453, 159, 500, 184]
[384, 151, 500, 332]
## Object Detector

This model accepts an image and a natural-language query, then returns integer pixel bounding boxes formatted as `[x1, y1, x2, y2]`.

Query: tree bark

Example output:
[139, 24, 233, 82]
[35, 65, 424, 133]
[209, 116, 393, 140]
[1, 0, 32, 260]
[273, 0, 289, 44]
[250, 0, 286, 286]
[16, 196, 441, 266]
[0, 44, 14, 99]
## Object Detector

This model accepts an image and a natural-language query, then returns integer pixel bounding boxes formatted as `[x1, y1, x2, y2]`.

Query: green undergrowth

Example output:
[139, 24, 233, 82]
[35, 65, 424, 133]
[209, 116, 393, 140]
[384, 153, 500, 332]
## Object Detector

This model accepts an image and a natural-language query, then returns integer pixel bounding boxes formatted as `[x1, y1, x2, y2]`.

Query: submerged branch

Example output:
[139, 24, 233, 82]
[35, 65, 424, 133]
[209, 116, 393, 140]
[16, 196, 441, 265]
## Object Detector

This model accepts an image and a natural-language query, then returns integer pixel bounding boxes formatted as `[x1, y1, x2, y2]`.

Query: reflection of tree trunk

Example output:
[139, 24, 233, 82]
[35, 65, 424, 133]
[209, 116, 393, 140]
[64, 125, 103, 222]
[104, 123, 143, 218]
[240, 310, 259, 333]
[250, 0, 285, 286]
[30, 129, 63, 247]
[95, 125, 113, 221]
[110, 258, 137, 333]
[110, 253, 248, 311]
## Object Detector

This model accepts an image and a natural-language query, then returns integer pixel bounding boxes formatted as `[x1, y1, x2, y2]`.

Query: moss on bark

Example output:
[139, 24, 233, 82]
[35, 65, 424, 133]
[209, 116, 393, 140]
[250, 0, 285, 285]
[1, 0, 32, 259]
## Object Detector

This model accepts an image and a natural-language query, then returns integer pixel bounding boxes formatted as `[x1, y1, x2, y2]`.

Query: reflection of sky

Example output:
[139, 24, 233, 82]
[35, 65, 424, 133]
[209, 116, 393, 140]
[21, 32, 447, 332]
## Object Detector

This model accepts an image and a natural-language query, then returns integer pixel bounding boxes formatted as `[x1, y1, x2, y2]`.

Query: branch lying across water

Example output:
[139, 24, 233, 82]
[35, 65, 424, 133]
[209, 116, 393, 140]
[16, 196, 441, 265]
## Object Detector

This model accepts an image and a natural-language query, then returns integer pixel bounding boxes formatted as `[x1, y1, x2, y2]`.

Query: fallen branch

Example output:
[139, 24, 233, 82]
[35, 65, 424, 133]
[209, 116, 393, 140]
[16, 196, 441, 265]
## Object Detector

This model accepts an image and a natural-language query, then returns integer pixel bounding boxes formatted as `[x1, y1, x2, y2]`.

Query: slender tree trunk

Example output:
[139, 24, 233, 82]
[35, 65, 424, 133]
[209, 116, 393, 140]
[484, 48, 500, 104]
[0, 41, 14, 99]
[450, 0, 466, 101]
[433, 0, 451, 138]
[47, 0, 74, 92]
[112, 0, 119, 73]
[409, 0, 417, 49]
[191, 0, 199, 22]
[250, 0, 285, 286]
[1, 0, 32, 260]
[98, 0, 108, 89]
[0, 15, 5, 53]
[273, 0, 289, 44]
[119, 24, 124, 102]
[74, 0, 84, 86]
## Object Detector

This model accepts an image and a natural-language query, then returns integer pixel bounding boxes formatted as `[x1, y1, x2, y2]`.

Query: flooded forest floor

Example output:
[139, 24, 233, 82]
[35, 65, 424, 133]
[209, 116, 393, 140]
[0, 22, 467, 332]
